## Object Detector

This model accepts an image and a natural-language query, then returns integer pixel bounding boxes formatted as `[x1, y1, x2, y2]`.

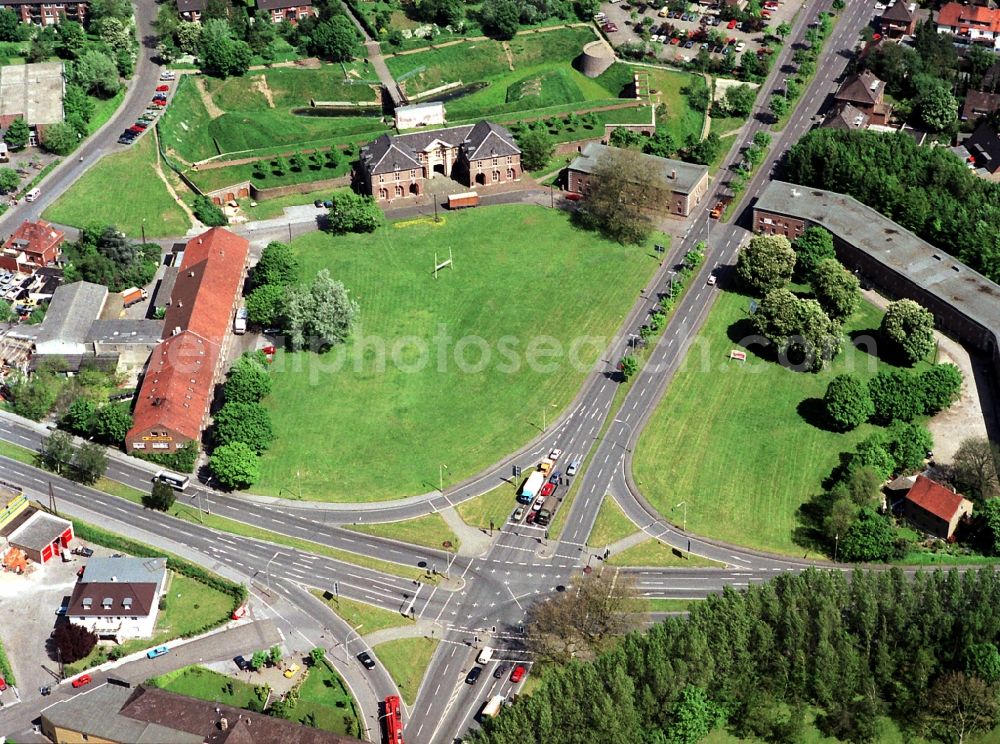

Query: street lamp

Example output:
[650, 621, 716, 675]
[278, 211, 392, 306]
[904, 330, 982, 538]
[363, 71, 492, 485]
[140, 218, 146, 246]
[613, 418, 633, 453]
[265, 551, 280, 590]
[675, 501, 687, 532]
[542, 402, 556, 431]
[439, 463, 448, 492]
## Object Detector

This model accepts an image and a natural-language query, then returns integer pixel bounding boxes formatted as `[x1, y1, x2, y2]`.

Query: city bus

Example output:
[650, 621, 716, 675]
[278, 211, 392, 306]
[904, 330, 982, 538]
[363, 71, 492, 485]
[384, 694, 404, 744]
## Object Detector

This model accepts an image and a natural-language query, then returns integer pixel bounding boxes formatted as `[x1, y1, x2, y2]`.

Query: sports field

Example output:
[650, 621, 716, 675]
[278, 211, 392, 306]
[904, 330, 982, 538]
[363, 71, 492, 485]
[256, 205, 658, 501]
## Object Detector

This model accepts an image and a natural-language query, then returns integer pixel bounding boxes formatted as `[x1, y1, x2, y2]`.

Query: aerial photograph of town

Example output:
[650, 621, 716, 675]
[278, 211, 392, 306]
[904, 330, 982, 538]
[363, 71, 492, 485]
[1, 0, 1000, 741]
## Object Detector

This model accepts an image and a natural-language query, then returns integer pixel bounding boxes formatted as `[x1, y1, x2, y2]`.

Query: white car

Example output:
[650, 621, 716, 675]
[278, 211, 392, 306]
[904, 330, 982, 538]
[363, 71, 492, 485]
[707, 274, 717, 286]
[549, 448, 563, 461]
[567, 457, 581, 476]
[874, 2, 886, 9]
[735, 41, 746, 52]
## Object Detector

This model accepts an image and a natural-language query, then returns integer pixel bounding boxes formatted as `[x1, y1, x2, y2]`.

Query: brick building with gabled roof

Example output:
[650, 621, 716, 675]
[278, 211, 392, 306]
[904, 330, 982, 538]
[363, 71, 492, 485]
[936, 1, 1000, 50]
[902, 475, 973, 540]
[256, 0, 315, 23]
[880, 1, 918, 37]
[357, 119, 522, 204]
[833, 70, 892, 125]
[126, 228, 249, 455]
[0, 219, 63, 274]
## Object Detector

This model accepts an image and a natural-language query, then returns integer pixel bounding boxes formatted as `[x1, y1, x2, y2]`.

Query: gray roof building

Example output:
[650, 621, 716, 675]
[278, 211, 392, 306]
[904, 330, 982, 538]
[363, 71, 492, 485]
[360, 120, 520, 176]
[567, 142, 709, 196]
[88, 319, 165, 346]
[81, 556, 167, 584]
[31, 281, 107, 356]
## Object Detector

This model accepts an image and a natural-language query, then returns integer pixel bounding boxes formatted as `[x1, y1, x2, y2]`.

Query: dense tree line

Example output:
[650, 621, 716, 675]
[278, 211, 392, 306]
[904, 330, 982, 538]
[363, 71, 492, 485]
[62, 224, 159, 292]
[784, 128, 1000, 283]
[472, 568, 1000, 744]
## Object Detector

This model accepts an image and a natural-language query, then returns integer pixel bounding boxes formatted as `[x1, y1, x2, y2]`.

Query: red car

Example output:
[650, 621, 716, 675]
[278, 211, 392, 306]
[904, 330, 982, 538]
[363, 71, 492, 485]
[525, 510, 537, 525]
[132, 122, 147, 130]
[727, 19, 737, 29]
[72, 674, 92, 688]
[510, 665, 527, 684]
[0, 676, 7, 691]
[540, 482, 556, 498]
[155, 85, 169, 92]
[564, 192, 582, 201]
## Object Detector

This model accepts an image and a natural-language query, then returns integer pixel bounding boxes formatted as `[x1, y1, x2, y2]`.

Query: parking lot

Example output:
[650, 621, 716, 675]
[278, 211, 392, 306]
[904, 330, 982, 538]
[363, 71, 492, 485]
[597, 0, 802, 65]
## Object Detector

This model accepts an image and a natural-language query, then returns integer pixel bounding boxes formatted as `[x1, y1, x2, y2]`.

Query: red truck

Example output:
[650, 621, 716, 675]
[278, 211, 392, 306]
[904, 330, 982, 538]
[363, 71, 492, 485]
[447, 192, 480, 210]
[121, 287, 148, 307]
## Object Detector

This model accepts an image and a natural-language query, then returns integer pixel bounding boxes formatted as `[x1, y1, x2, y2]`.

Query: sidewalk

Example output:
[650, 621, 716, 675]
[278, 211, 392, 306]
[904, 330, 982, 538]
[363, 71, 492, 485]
[437, 507, 493, 557]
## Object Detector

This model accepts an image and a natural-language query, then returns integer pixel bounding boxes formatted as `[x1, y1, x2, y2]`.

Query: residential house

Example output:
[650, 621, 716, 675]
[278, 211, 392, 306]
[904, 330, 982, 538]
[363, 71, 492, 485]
[66, 556, 168, 640]
[822, 102, 870, 131]
[962, 89, 1000, 122]
[833, 70, 892, 125]
[41, 682, 364, 744]
[256, 0, 315, 23]
[936, 2, 1000, 50]
[960, 119, 1000, 174]
[125, 227, 249, 454]
[175, 0, 203, 21]
[0, 0, 86, 25]
[880, 1, 918, 37]
[564, 142, 710, 218]
[902, 475, 973, 540]
[0, 219, 64, 274]
[358, 120, 521, 204]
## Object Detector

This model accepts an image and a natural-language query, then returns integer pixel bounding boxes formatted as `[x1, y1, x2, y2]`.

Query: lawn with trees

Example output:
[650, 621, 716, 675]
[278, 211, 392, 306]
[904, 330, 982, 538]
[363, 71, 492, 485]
[256, 205, 657, 501]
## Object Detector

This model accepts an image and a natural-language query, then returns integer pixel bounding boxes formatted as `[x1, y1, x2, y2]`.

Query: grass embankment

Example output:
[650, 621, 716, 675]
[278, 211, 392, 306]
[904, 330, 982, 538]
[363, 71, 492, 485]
[310, 590, 414, 635]
[632, 290, 929, 556]
[587, 496, 639, 548]
[456, 482, 521, 531]
[344, 512, 460, 552]
[149, 665, 261, 707]
[43, 134, 190, 237]
[373, 636, 440, 706]
[608, 539, 724, 568]
[256, 205, 658, 501]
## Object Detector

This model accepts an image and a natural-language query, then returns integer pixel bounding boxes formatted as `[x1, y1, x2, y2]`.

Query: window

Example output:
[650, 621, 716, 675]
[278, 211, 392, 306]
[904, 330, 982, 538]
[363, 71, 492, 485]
[152, 442, 169, 449]
[395, 185, 403, 197]
[507, 168, 514, 179]
[132, 442, 145, 449]
[492, 171, 499, 182]
[492, 158, 498, 166]
[507, 156, 512, 164]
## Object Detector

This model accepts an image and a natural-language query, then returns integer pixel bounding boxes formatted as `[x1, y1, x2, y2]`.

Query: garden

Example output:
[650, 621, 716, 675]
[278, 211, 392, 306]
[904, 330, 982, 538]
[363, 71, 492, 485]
[255, 204, 658, 501]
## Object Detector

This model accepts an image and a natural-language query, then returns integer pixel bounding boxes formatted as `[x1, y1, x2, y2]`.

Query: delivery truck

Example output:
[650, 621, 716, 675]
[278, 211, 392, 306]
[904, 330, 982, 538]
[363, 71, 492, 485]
[121, 287, 148, 308]
[518, 471, 545, 504]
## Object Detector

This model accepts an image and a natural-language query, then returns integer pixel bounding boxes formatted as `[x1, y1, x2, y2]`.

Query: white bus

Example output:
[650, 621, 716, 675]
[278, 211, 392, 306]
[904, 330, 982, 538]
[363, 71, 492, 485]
[154, 470, 190, 491]
[25, 187, 40, 202]
[481, 695, 505, 720]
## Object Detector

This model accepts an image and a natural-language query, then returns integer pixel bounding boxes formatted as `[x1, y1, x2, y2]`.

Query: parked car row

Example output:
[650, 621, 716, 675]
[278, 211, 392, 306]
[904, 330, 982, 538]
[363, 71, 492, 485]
[118, 72, 175, 145]
[465, 646, 529, 687]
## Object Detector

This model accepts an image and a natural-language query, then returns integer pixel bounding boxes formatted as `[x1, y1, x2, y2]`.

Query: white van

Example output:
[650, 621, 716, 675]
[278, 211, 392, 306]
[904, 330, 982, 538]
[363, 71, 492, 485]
[477, 646, 494, 665]
[25, 187, 40, 202]
[234, 307, 248, 335]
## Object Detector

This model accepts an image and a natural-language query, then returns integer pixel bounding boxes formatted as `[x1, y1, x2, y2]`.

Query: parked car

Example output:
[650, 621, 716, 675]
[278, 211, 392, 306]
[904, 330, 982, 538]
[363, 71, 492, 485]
[71, 674, 92, 688]
[283, 663, 300, 679]
[525, 510, 537, 525]
[234, 655, 249, 671]
[511, 507, 524, 522]
[684, 39, 694, 48]
[72, 546, 94, 557]
[735, 41, 746, 52]
[314, 199, 325, 207]
[465, 666, 482, 685]
[357, 651, 376, 670]
[55, 604, 67, 615]
[39, 685, 51, 696]
[727, 18, 737, 28]
[132, 123, 147, 131]
[147, 645, 169, 659]
[0, 677, 7, 691]
[155, 85, 169, 92]
[510, 665, 527, 684]
[323, 200, 333, 208]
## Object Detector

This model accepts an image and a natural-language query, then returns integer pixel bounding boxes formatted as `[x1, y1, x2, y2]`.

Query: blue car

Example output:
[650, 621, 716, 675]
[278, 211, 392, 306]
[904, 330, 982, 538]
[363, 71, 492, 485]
[147, 645, 169, 659]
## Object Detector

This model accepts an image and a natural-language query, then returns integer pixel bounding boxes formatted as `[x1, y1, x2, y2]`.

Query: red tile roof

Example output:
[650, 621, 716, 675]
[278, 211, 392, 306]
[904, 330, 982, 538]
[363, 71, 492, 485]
[937, 2, 1000, 33]
[905, 475, 967, 522]
[130, 331, 220, 442]
[2, 219, 64, 262]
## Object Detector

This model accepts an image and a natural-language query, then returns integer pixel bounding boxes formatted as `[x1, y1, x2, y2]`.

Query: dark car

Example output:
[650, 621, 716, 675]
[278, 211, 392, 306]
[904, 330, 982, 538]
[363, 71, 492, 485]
[314, 199, 324, 207]
[465, 666, 482, 685]
[72, 546, 94, 557]
[39, 685, 51, 696]
[323, 200, 333, 208]
[493, 663, 509, 679]
[357, 651, 376, 670]
[234, 655, 249, 671]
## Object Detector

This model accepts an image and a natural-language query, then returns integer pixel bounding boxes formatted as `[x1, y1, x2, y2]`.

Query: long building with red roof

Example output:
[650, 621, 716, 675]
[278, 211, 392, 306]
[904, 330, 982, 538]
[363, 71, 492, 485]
[126, 228, 249, 455]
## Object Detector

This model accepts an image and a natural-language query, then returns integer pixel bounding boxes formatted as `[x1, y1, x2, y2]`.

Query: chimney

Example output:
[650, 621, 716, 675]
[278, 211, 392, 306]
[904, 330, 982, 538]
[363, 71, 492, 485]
[220, 717, 229, 731]
[670, 169, 676, 180]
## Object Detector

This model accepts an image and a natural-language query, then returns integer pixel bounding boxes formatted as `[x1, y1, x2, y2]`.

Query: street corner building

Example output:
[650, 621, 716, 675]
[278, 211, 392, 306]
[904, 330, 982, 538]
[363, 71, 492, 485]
[66, 556, 168, 640]
[564, 142, 710, 218]
[357, 119, 522, 204]
[125, 227, 249, 454]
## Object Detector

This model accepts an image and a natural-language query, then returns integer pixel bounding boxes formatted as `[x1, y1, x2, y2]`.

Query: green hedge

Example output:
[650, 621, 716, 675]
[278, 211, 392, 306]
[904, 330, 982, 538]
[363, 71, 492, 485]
[0, 636, 15, 686]
[133, 444, 199, 473]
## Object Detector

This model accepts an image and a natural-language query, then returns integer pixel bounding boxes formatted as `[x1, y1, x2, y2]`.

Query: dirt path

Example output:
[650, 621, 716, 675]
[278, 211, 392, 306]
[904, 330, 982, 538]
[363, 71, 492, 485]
[255, 75, 276, 108]
[193, 77, 225, 120]
[154, 130, 200, 229]
[502, 41, 514, 71]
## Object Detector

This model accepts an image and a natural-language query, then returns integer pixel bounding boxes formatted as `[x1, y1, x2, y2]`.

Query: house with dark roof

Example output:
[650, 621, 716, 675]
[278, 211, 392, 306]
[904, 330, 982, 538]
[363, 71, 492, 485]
[962, 89, 1000, 122]
[67, 556, 168, 639]
[880, 1, 918, 36]
[564, 142, 710, 217]
[256, 0, 314, 23]
[960, 119, 1000, 173]
[126, 228, 249, 455]
[822, 102, 870, 131]
[0, 219, 63, 274]
[833, 70, 892, 125]
[937, 1, 1000, 50]
[175, 0, 204, 20]
[0, 0, 86, 25]
[41, 682, 363, 744]
[357, 120, 521, 204]
[903, 475, 973, 540]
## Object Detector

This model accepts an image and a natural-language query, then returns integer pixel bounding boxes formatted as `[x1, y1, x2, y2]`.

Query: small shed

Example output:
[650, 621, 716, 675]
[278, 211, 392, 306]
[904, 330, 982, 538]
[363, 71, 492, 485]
[903, 475, 973, 541]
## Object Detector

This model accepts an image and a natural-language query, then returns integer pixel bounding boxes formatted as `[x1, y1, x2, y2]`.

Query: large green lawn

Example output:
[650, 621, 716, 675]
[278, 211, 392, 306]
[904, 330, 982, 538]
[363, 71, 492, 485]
[149, 665, 262, 708]
[292, 658, 364, 737]
[374, 637, 439, 706]
[256, 205, 657, 501]
[44, 135, 191, 238]
[633, 290, 927, 556]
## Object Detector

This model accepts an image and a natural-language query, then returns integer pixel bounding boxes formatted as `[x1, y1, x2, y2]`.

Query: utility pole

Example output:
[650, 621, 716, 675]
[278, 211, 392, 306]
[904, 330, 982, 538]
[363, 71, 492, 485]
[141, 218, 146, 246]
[48, 481, 57, 515]
[675, 501, 687, 532]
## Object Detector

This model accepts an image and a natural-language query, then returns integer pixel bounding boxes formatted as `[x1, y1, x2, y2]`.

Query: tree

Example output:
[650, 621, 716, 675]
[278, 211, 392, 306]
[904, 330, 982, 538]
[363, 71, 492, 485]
[306, 16, 358, 61]
[920, 363, 962, 414]
[752, 289, 842, 371]
[576, 147, 660, 244]
[0, 9, 20, 42]
[723, 84, 756, 118]
[269, 644, 282, 666]
[881, 299, 934, 365]
[71, 49, 121, 97]
[55, 20, 87, 59]
[791, 228, 835, 281]
[966, 643, 1000, 685]
[769, 94, 789, 118]
[854, 433, 896, 479]
[211, 442, 261, 489]
[914, 76, 958, 132]
[309, 647, 325, 666]
[776, 20, 791, 38]
[609, 126, 645, 149]
[94, 402, 132, 444]
[53, 622, 97, 663]
[516, 126, 554, 171]
[480, 0, 520, 40]
[253, 240, 298, 288]
[867, 370, 924, 424]
[246, 283, 285, 327]
[885, 420, 933, 474]
[951, 437, 1000, 501]
[982, 499, 1000, 553]
[40, 121, 80, 155]
[251, 650, 267, 670]
[225, 352, 272, 403]
[325, 191, 382, 234]
[289, 151, 306, 172]
[644, 128, 676, 158]
[670, 686, 727, 744]
[736, 234, 795, 294]
[619, 355, 638, 381]
[4, 116, 28, 151]
[73, 441, 107, 484]
[40, 430, 75, 474]
[922, 671, 998, 744]
[810, 258, 859, 321]
[63, 397, 96, 434]
[199, 19, 252, 77]
[0, 165, 26, 193]
[143, 480, 176, 511]
[284, 269, 359, 352]
[192, 196, 228, 226]
[838, 507, 897, 562]
[213, 401, 274, 454]
[823, 374, 873, 431]
[683, 131, 721, 165]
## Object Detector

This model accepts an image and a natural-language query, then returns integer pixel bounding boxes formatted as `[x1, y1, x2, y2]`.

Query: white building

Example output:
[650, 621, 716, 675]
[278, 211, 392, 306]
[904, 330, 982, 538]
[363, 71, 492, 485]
[394, 101, 445, 130]
[66, 557, 168, 641]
